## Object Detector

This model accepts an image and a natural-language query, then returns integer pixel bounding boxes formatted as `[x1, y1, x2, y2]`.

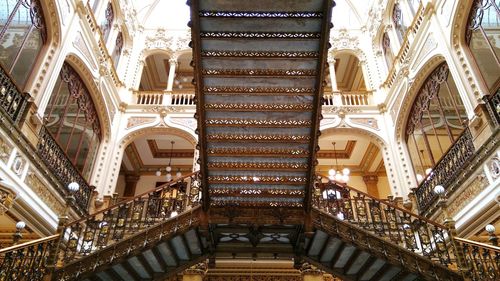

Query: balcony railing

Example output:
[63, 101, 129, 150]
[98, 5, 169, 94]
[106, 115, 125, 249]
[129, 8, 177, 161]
[312, 177, 458, 270]
[482, 89, 500, 127]
[323, 90, 373, 106]
[134, 90, 196, 106]
[0, 234, 59, 281]
[455, 237, 500, 281]
[414, 128, 475, 214]
[0, 65, 30, 125]
[37, 126, 94, 215]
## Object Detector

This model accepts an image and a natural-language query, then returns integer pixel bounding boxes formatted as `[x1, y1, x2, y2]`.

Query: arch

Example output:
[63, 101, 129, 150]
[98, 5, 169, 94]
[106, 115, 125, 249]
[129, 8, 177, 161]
[26, 0, 62, 97]
[119, 126, 197, 149]
[64, 54, 112, 139]
[395, 55, 446, 140]
[449, 0, 490, 100]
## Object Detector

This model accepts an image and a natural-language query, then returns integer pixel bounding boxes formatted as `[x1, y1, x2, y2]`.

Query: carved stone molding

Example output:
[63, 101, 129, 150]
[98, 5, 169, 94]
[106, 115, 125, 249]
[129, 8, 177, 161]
[25, 171, 65, 216]
[143, 29, 191, 54]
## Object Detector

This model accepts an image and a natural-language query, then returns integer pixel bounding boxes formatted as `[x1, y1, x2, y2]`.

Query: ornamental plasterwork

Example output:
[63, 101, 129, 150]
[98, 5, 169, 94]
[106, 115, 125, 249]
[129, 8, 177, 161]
[10, 155, 25, 176]
[25, 171, 65, 216]
[323, 105, 361, 115]
[447, 173, 488, 218]
[0, 136, 12, 163]
[169, 117, 197, 132]
[0, 186, 16, 215]
[126, 117, 156, 129]
[489, 157, 500, 180]
[330, 29, 360, 52]
[144, 29, 191, 53]
[367, 2, 385, 38]
[349, 117, 379, 130]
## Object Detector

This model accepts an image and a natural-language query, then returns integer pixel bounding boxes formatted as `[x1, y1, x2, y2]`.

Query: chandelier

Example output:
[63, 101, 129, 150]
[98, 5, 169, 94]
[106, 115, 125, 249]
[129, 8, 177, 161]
[328, 142, 350, 183]
[155, 140, 182, 181]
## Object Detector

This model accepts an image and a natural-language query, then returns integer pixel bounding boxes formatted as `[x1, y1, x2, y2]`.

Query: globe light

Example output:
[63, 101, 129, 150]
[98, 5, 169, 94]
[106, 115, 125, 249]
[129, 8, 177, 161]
[170, 211, 178, 218]
[485, 224, 496, 234]
[328, 169, 335, 176]
[342, 168, 350, 176]
[15, 221, 26, 230]
[341, 174, 349, 183]
[166, 173, 172, 182]
[425, 168, 432, 175]
[334, 172, 342, 182]
[68, 182, 80, 193]
[176, 168, 182, 178]
[155, 170, 161, 177]
[433, 184, 445, 195]
[166, 166, 172, 172]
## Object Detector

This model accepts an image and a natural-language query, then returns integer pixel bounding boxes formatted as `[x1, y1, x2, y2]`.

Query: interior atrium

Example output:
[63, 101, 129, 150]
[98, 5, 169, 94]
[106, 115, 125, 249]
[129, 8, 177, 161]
[0, 0, 498, 280]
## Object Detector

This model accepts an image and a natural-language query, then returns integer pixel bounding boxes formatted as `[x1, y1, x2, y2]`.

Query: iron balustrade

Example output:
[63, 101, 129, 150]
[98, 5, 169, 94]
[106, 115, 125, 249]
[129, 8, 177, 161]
[0, 65, 30, 125]
[37, 126, 94, 214]
[455, 237, 500, 281]
[312, 177, 457, 269]
[414, 127, 475, 214]
[0, 235, 59, 281]
[483, 89, 500, 127]
[55, 172, 202, 266]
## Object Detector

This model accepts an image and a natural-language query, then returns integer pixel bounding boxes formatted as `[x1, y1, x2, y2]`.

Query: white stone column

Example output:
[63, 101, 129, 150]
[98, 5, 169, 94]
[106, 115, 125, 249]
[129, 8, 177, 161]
[328, 58, 338, 91]
[166, 58, 178, 92]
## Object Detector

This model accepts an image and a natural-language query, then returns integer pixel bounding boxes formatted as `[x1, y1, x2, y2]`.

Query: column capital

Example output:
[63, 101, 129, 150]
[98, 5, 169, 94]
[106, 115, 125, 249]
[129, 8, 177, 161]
[168, 58, 178, 66]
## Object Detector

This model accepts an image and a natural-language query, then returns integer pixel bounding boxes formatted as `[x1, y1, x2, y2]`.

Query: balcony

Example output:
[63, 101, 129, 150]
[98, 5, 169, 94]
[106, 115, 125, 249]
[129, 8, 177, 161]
[323, 90, 374, 106]
[133, 90, 196, 107]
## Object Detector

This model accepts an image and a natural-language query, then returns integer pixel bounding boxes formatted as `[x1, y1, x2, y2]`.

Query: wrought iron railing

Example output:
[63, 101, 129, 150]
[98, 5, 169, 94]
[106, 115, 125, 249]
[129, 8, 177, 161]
[37, 126, 94, 214]
[0, 234, 59, 281]
[0, 65, 30, 125]
[482, 89, 500, 127]
[455, 237, 500, 281]
[54, 171, 202, 267]
[415, 128, 475, 214]
[312, 177, 459, 270]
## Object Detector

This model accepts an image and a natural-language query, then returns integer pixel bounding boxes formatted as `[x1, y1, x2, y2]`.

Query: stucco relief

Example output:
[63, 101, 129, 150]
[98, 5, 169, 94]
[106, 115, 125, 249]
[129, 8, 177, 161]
[0, 136, 12, 163]
[25, 171, 65, 216]
[126, 117, 157, 129]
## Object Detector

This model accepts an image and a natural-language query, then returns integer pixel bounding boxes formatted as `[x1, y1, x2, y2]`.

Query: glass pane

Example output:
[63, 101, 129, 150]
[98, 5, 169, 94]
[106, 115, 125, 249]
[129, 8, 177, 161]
[11, 27, 41, 86]
[0, 0, 19, 30]
[0, 1, 30, 71]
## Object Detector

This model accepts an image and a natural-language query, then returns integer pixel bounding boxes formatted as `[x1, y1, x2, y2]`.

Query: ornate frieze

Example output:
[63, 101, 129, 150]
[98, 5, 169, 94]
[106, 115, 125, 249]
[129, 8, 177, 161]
[25, 171, 65, 216]
[207, 133, 310, 142]
[206, 147, 309, 157]
[200, 31, 321, 39]
[0, 136, 12, 163]
[201, 50, 319, 58]
[144, 29, 191, 52]
[0, 187, 15, 215]
[199, 11, 322, 18]
[205, 103, 313, 111]
[206, 119, 311, 127]
[208, 175, 307, 184]
[202, 69, 316, 76]
[208, 161, 308, 170]
[204, 86, 314, 94]
[349, 117, 379, 130]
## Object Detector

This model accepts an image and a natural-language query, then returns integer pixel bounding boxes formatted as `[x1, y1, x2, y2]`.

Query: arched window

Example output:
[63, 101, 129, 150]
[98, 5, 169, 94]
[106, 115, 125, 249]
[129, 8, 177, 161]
[392, 3, 405, 43]
[382, 32, 394, 71]
[101, 2, 114, 41]
[0, 0, 46, 88]
[43, 62, 101, 180]
[112, 31, 123, 68]
[405, 63, 468, 182]
[465, 0, 500, 94]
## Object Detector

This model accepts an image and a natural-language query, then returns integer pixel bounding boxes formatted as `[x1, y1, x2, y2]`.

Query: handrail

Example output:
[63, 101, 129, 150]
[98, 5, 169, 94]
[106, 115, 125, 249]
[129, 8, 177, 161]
[454, 237, 500, 280]
[0, 62, 31, 125]
[0, 234, 59, 254]
[37, 125, 94, 215]
[0, 234, 59, 281]
[69, 171, 198, 226]
[415, 127, 475, 214]
[454, 237, 500, 252]
[313, 176, 456, 268]
[56, 171, 202, 266]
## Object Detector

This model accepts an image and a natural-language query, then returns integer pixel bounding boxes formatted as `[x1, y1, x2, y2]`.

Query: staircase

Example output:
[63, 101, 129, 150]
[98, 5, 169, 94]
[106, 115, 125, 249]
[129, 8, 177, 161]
[1, 1, 499, 280]
[190, 0, 332, 209]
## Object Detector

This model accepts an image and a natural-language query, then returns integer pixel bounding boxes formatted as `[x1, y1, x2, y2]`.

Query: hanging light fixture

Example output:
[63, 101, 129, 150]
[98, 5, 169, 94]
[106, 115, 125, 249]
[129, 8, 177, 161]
[165, 140, 174, 181]
[328, 142, 350, 183]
